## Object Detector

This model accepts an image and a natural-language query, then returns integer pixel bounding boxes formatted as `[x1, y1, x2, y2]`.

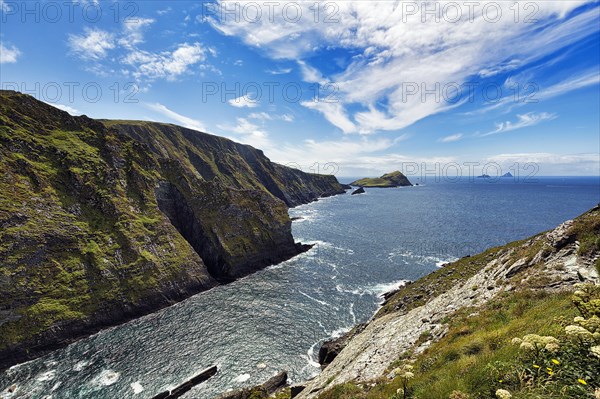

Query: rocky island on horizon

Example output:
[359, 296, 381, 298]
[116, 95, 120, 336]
[350, 171, 413, 188]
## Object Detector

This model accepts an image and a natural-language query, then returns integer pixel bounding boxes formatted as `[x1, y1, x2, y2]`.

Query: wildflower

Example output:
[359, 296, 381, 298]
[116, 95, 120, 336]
[396, 388, 404, 395]
[519, 342, 535, 351]
[591, 345, 600, 359]
[594, 388, 600, 399]
[565, 325, 594, 341]
[545, 343, 560, 352]
[511, 338, 523, 345]
[551, 359, 560, 365]
[495, 389, 512, 399]
[578, 378, 587, 385]
[533, 364, 540, 369]
[574, 316, 585, 323]
[402, 371, 415, 379]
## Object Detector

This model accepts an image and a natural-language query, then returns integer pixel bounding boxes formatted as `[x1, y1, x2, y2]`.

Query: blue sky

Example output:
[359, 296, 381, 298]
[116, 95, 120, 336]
[1, 0, 599, 177]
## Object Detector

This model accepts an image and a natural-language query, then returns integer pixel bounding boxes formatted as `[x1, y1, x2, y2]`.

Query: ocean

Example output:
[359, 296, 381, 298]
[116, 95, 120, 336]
[1, 177, 599, 399]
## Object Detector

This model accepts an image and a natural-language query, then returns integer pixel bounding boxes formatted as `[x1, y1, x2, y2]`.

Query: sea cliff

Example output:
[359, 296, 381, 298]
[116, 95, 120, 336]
[0, 90, 344, 370]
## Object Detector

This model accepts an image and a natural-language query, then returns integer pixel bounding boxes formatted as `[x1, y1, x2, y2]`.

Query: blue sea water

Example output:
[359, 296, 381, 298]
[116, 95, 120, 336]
[1, 177, 599, 399]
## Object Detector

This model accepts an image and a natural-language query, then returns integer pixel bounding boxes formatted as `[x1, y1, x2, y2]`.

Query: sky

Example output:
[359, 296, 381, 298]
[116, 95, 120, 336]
[0, 0, 599, 178]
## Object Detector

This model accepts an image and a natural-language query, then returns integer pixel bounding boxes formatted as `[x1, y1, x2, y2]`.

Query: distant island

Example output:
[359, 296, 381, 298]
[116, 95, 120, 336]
[477, 172, 513, 178]
[350, 171, 412, 187]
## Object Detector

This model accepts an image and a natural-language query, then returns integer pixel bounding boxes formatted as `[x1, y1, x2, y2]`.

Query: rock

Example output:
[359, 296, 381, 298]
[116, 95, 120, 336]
[340, 184, 353, 190]
[546, 220, 575, 249]
[505, 258, 528, 278]
[318, 324, 367, 368]
[351, 187, 366, 195]
[217, 371, 288, 399]
[150, 366, 217, 399]
[290, 385, 306, 397]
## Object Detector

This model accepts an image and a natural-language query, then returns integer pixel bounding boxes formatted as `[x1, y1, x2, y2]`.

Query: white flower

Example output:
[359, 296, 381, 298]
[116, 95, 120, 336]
[496, 389, 512, 399]
[591, 345, 600, 359]
[565, 325, 594, 341]
[511, 338, 523, 345]
[520, 342, 535, 351]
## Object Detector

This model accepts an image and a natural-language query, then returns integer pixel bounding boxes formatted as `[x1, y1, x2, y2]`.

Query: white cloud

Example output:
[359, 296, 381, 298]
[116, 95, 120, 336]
[248, 112, 294, 122]
[209, 1, 598, 133]
[68, 20, 210, 81]
[145, 102, 206, 131]
[0, 42, 20, 63]
[68, 28, 115, 60]
[439, 133, 463, 143]
[157, 7, 172, 15]
[228, 94, 259, 108]
[50, 103, 81, 115]
[301, 101, 356, 134]
[123, 42, 205, 81]
[266, 67, 292, 75]
[481, 112, 557, 136]
[119, 17, 155, 48]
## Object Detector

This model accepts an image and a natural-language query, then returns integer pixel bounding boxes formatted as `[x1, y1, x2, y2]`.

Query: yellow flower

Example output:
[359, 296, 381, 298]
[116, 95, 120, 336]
[551, 359, 560, 365]
[533, 364, 540, 369]
[578, 378, 587, 385]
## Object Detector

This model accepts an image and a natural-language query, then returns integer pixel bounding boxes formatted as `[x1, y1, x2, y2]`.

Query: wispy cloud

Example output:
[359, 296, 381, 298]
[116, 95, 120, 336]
[248, 112, 294, 122]
[266, 67, 292, 75]
[439, 133, 463, 143]
[145, 102, 206, 131]
[210, 1, 598, 133]
[469, 69, 600, 115]
[480, 112, 557, 136]
[0, 42, 20, 63]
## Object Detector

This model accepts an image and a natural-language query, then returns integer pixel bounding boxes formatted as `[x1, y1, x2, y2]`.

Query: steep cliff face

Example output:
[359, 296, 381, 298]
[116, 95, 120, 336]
[0, 90, 344, 369]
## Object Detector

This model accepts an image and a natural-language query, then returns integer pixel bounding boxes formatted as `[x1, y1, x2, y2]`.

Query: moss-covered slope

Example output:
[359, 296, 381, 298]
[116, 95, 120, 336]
[0, 90, 344, 369]
[350, 171, 412, 187]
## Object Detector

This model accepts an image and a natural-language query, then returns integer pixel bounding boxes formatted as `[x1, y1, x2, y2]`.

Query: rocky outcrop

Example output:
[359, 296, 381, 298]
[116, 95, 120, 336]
[318, 323, 367, 368]
[351, 187, 365, 195]
[150, 366, 218, 399]
[217, 371, 288, 399]
[296, 207, 600, 398]
[350, 171, 412, 187]
[0, 90, 344, 370]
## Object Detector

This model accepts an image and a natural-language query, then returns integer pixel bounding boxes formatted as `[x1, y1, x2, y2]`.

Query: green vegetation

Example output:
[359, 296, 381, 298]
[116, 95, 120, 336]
[311, 207, 600, 399]
[315, 287, 600, 399]
[350, 171, 412, 187]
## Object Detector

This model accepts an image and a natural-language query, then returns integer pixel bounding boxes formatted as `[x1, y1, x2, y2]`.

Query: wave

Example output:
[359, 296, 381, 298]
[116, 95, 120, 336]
[388, 250, 458, 267]
[298, 290, 331, 307]
[131, 381, 144, 394]
[90, 370, 120, 387]
[232, 373, 250, 384]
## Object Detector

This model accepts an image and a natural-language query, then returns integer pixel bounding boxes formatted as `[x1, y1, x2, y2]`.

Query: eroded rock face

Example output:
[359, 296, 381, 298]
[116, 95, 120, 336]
[0, 90, 344, 369]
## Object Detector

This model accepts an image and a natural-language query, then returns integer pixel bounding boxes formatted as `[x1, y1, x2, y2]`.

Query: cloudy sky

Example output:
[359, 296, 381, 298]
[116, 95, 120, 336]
[1, 0, 599, 177]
